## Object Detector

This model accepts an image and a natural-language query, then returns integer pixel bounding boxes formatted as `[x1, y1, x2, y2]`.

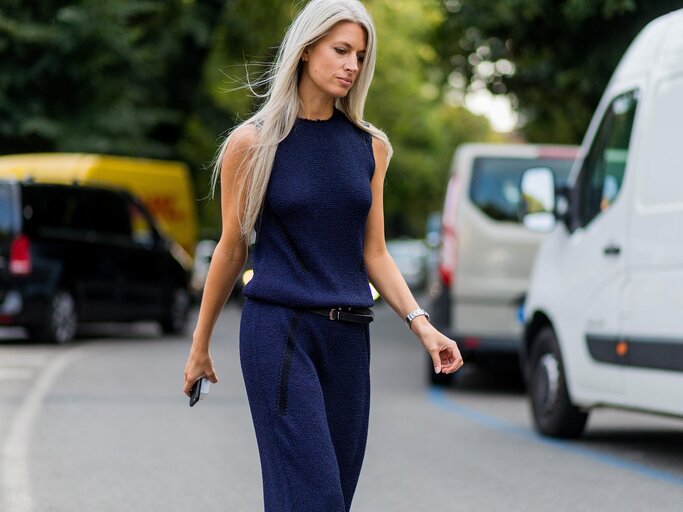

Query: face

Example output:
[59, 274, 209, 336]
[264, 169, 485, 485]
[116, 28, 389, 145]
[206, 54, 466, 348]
[300, 21, 368, 98]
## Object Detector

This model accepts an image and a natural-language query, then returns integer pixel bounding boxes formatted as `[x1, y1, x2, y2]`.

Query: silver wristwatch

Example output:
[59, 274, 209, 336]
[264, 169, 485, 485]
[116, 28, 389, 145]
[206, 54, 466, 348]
[405, 308, 430, 330]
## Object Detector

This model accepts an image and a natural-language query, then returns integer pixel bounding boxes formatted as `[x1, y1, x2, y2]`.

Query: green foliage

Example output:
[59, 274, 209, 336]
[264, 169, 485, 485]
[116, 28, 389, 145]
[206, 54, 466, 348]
[1, 0, 497, 237]
[434, 0, 682, 143]
[191, 0, 495, 236]
[179, 0, 293, 237]
[0, 0, 223, 157]
[364, 0, 494, 236]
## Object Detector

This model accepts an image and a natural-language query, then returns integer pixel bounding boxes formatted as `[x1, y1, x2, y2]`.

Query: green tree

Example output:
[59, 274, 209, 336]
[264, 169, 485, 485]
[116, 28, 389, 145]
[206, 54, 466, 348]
[193, 0, 496, 236]
[0, 0, 223, 157]
[365, 0, 494, 236]
[178, 0, 293, 234]
[434, 0, 683, 143]
[1, 0, 498, 237]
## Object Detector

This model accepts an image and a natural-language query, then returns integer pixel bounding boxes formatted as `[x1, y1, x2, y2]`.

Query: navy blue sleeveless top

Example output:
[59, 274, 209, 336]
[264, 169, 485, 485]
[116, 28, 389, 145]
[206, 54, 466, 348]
[243, 109, 376, 308]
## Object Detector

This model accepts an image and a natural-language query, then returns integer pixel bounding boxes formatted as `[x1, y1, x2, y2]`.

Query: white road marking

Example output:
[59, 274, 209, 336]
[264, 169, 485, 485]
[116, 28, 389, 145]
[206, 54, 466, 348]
[0, 368, 34, 380]
[0, 353, 51, 367]
[2, 347, 86, 512]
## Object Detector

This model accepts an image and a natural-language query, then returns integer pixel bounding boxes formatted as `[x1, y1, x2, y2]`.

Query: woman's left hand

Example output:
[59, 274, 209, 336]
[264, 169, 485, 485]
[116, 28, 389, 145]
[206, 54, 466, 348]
[411, 317, 464, 374]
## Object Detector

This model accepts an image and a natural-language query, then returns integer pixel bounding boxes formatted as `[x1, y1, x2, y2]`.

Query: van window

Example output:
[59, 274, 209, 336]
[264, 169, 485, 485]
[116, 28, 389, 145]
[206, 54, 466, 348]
[79, 189, 131, 242]
[469, 157, 574, 222]
[577, 89, 638, 227]
[22, 187, 82, 239]
[21, 185, 135, 244]
[127, 201, 156, 248]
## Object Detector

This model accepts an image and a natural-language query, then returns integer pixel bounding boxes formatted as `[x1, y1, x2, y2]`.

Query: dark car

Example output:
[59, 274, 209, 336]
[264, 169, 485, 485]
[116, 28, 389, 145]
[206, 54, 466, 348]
[0, 180, 191, 343]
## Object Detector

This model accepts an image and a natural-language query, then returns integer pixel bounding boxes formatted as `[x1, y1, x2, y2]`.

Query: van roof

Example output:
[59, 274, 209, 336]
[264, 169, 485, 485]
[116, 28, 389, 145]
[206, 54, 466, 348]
[455, 143, 579, 159]
[0, 153, 188, 183]
[450, 143, 579, 178]
[612, 8, 683, 83]
[0, 178, 126, 192]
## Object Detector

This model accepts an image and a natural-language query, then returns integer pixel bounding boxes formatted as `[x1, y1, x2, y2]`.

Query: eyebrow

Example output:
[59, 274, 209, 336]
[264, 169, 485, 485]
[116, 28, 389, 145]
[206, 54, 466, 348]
[333, 41, 366, 53]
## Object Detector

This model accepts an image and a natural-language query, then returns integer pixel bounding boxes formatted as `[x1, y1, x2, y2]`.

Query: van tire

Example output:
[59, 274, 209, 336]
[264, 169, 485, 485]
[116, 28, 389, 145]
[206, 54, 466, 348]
[529, 327, 588, 439]
[29, 290, 78, 344]
[161, 288, 189, 335]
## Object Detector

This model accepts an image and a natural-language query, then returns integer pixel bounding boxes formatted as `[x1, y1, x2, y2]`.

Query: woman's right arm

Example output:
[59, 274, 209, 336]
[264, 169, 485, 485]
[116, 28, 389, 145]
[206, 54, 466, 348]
[183, 125, 257, 396]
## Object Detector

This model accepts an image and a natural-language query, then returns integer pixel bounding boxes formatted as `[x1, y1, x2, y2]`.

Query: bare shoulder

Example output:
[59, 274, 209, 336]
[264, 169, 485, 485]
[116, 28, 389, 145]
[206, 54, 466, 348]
[371, 136, 389, 158]
[221, 123, 258, 177]
[371, 136, 389, 174]
[228, 123, 259, 154]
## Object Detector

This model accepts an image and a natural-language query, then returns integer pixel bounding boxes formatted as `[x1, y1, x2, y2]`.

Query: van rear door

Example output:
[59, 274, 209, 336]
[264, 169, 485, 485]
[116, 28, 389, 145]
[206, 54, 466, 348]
[0, 182, 20, 281]
[454, 154, 573, 351]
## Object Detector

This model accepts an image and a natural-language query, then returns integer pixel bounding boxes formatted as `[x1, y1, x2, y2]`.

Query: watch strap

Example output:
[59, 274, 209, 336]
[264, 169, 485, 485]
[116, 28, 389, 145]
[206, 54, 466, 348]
[405, 308, 430, 329]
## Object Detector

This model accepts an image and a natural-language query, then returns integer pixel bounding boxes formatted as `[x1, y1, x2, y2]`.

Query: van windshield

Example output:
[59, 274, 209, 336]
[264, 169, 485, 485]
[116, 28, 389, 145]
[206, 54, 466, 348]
[470, 157, 574, 223]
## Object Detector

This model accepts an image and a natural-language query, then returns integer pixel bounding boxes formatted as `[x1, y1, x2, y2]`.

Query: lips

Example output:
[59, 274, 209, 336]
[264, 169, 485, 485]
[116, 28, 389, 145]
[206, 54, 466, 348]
[337, 76, 353, 87]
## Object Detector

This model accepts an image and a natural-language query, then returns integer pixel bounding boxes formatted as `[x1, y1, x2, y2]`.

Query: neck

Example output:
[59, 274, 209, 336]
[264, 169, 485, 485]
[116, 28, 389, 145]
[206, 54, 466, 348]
[298, 82, 335, 120]
[298, 102, 335, 120]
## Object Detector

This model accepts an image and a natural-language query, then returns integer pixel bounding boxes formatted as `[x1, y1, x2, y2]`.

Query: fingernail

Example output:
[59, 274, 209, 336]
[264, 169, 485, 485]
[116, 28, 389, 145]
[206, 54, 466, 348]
[435, 366, 441, 374]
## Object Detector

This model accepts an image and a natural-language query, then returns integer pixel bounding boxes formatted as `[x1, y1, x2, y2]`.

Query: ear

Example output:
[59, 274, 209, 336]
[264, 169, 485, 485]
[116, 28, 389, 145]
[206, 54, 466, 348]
[301, 49, 309, 62]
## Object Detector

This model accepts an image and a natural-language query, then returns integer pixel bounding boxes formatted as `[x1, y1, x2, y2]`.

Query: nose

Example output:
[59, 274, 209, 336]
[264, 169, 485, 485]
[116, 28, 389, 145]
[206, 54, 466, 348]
[345, 54, 359, 73]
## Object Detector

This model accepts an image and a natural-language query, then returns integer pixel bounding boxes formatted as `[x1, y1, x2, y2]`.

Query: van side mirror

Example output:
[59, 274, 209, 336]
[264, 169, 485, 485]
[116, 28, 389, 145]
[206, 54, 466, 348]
[520, 167, 556, 232]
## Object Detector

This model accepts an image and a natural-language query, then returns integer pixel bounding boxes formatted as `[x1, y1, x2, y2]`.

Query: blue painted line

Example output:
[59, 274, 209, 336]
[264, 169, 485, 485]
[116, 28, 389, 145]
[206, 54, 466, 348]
[429, 388, 683, 488]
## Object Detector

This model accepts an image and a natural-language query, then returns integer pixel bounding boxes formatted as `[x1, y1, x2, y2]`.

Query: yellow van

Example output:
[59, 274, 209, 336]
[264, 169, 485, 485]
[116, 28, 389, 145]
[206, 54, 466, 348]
[0, 153, 198, 258]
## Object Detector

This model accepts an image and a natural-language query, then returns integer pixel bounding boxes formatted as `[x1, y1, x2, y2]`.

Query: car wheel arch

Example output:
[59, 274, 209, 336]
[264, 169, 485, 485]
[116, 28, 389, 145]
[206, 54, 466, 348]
[524, 311, 554, 380]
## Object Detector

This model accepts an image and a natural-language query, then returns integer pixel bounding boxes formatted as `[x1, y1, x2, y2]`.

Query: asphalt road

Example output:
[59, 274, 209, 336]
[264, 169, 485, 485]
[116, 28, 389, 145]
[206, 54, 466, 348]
[1, 300, 683, 512]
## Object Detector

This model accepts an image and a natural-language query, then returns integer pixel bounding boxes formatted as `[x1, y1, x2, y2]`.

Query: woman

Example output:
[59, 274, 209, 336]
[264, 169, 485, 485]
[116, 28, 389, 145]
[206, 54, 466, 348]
[183, 1, 463, 510]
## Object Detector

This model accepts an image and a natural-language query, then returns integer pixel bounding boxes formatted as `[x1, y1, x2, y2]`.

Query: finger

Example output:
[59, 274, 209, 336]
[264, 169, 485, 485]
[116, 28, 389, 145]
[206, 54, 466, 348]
[430, 350, 443, 374]
[441, 352, 463, 374]
[441, 352, 455, 366]
[183, 374, 202, 396]
[439, 346, 454, 365]
[206, 371, 219, 384]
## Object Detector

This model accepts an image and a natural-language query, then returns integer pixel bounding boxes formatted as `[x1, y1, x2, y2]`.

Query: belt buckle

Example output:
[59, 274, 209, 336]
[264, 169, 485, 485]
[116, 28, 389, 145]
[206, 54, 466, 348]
[329, 308, 340, 321]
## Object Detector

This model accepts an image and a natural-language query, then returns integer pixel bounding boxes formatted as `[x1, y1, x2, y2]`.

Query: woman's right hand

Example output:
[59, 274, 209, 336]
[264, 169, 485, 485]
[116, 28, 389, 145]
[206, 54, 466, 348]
[183, 346, 219, 397]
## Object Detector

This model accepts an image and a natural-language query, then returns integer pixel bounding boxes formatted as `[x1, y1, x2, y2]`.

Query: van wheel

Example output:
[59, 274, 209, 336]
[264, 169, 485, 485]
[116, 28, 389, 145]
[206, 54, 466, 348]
[529, 327, 588, 438]
[161, 288, 189, 335]
[29, 290, 78, 344]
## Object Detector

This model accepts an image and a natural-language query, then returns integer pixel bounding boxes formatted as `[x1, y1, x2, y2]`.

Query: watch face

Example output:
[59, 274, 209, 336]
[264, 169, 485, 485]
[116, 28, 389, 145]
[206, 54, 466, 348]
[407, 308, 427, 323]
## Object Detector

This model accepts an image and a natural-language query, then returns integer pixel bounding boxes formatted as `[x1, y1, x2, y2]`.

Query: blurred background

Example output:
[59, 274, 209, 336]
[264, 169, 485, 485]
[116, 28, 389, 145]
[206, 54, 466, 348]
[2, 2, 683, 511]
[2, 0, 677, 238]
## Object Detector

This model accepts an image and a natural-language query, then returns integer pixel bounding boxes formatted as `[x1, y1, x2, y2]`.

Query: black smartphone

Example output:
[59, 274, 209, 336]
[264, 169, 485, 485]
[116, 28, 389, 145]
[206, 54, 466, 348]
[189, 377, 204, 407]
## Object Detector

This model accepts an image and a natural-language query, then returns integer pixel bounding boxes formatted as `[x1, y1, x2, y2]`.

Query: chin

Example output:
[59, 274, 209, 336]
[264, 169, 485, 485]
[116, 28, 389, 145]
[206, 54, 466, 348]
[333, 88, 351, 98]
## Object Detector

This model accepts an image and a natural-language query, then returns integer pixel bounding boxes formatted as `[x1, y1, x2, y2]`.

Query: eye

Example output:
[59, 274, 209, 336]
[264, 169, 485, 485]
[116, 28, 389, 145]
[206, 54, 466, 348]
[334, 47, 346, 55]
[358, 54, 365, 64]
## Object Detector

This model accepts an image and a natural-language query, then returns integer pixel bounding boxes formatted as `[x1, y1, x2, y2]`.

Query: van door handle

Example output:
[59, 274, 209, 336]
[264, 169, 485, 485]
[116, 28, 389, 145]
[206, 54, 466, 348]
[603, 244, 621, 256]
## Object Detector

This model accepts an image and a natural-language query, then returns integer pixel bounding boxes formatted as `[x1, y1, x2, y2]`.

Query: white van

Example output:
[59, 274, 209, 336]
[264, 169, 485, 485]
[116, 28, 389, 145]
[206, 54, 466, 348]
[430, 143, 578, 384]
[520, 9, 683, 438]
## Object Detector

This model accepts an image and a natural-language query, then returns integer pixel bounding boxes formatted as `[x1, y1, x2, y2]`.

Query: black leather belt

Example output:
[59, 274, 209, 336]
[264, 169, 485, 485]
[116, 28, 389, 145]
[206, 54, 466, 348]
[309, 307, 374, 324]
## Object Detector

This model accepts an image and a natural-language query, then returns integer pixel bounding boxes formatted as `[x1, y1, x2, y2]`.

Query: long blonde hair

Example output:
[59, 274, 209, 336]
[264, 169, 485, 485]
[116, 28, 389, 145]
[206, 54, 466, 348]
[211, 0, 392, 239]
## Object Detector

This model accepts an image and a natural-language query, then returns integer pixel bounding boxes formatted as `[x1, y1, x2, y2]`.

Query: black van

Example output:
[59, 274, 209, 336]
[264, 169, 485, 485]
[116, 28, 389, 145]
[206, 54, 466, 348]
[0, 180, 191, 343]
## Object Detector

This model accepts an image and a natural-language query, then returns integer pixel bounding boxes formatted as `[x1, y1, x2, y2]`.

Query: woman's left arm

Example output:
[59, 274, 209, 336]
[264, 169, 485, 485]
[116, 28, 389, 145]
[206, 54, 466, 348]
[364, 137, 463, 375]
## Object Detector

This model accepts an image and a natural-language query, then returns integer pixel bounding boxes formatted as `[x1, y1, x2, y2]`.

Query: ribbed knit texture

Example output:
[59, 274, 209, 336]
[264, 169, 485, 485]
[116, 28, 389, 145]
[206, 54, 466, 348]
[240, 300, 370, 511]
[243, 109, 376, 308]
